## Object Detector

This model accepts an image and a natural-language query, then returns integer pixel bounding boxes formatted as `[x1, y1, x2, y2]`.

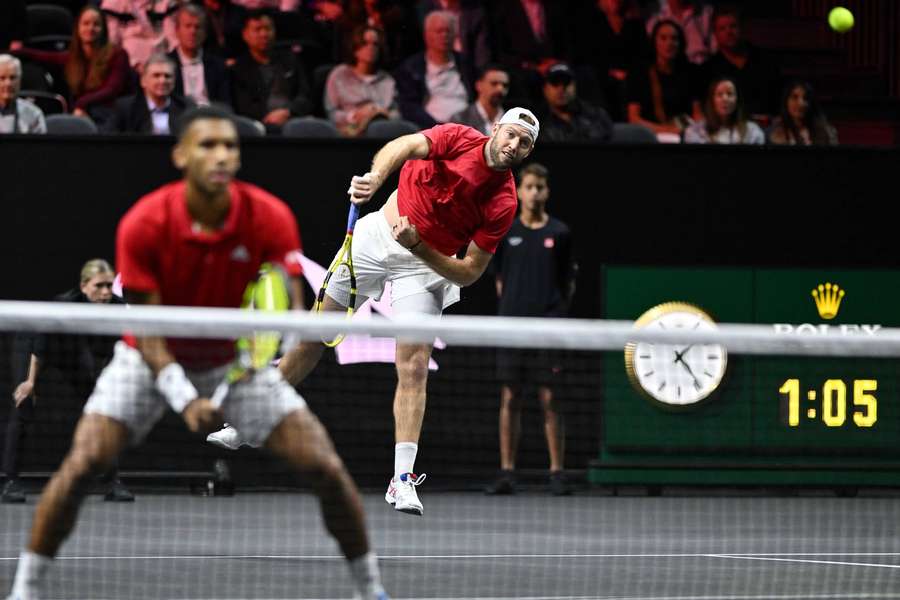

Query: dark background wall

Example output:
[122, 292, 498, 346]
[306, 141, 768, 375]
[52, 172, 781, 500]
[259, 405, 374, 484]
[1, 136, 897, 488]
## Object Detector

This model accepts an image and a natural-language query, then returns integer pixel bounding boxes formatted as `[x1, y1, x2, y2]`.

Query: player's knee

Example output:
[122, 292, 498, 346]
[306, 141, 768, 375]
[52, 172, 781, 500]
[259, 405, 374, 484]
[501, 393, 523, 411]
[61, 446, 112, 483]
[396, 354, 429, 387]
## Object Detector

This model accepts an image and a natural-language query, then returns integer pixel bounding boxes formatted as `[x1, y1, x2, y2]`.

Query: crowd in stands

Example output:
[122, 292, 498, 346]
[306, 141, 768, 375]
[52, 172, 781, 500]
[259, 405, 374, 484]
[0, 0, 839, 144]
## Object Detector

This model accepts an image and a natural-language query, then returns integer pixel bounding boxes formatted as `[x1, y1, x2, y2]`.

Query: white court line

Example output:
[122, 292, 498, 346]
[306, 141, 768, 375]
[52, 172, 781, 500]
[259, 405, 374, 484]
[708, 554, 900, 569]
[3, 552, 900, 561]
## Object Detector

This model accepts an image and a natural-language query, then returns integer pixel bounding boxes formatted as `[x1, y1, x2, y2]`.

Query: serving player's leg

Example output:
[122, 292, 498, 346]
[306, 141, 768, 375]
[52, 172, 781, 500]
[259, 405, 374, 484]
[8, 414, 129, 600]
[264, 409, 387, 599]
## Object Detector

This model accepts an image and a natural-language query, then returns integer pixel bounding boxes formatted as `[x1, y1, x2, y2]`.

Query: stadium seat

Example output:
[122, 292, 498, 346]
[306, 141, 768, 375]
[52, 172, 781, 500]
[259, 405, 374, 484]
[19, 90, 67, 115]
[232, 115, 265, 138]
[310, 63, 334, 118]
[20, 61, 53, 92]
[282, 116, 339, 139]
[46, 114, 97, 134]
[610, 123, 659, 144]
[25, 4, 73, 51]
[364, 119, 420, 140]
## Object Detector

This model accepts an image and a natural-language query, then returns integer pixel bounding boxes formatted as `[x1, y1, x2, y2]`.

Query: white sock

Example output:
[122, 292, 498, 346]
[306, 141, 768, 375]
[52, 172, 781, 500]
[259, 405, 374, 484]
[11, 551, 52, 597]
[347, 552, 384, 597]
[394, 442, 418, 480]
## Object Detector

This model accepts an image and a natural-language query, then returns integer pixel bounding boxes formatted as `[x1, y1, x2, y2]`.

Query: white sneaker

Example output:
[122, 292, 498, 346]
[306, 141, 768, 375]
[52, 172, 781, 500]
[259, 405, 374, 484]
[384, 473, 426, 515]
[206, 424, 244, 450]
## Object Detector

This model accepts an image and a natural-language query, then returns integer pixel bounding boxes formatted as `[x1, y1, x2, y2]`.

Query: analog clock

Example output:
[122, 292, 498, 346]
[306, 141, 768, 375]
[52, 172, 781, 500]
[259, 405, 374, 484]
[624, 302, 728, 409]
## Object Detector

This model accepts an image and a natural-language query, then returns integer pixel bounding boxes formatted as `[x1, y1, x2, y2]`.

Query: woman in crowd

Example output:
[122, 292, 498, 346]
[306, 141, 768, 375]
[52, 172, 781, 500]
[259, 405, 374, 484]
[684, 76, 764, 144]
[16, 5, 131, 126]
[625, 18, 700, 137]
[767, 80, 838, 145]
[325, 24, 399, 137]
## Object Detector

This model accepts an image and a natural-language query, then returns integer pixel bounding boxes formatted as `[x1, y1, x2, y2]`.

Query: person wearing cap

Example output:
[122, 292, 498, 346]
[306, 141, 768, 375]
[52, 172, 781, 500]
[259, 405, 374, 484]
[279, 108, 539, 517]
[539, 62, 612, 142]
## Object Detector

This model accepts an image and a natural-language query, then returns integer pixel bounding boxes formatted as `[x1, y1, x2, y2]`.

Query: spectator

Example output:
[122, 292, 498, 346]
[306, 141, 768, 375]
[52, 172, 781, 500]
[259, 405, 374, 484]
[626, 19, 700, 137]
[2, 259, 134, 505]
[338, 0, 422, 71]
[169, 4, 230, 106]
[451, 63, 508, 135]
[221, 0, 302, 58]
[0, 55, 46, 134]
[15, 6, 132, 127]
[100, 0, 181, 70]
[230, 10, 312, 132]
[490, 0, 570, 72]
[418, 0, 491, 74]
[539, 62, 612, 142]
[0, 0, 26, 53]
[767, 80, 838, 146]
[394, 10, 472, 129]
[485, 162, 575, 497]
[106, 52, 193, 134]
[324, 25, 399, 137]
[572, 0, 648, 120]
[701, 4, 780, 121]
[683, 76, 763, 144]
[645, 0, 715, 64]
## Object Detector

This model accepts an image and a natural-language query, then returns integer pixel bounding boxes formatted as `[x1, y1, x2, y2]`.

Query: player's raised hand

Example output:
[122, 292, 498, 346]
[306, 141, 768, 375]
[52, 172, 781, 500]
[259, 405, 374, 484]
[347, 172, 381, 205]
[182, 398, 224, 434]
[13, 381, 35, 407]
[391, 216, 420, 250]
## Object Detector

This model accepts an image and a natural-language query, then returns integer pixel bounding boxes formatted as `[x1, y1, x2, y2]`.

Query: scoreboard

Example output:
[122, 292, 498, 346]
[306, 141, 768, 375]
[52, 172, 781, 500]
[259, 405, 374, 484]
[591, 267, 900, 487]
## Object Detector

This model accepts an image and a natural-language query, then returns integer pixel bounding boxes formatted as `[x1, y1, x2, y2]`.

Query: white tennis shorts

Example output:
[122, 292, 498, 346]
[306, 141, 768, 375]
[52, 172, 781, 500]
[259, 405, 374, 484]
[324, 207, 460, 316]
[84, 342, 307, 446]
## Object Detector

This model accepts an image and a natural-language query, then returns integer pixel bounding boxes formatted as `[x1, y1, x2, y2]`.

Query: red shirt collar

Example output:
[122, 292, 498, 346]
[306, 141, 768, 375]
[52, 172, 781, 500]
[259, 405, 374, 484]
[173, 181, 244, 243]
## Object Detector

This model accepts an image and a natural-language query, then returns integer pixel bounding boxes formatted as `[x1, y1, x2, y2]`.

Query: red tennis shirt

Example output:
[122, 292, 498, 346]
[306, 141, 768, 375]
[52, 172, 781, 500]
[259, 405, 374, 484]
[117, 180, 303, 369]
[398, 123, 517, 256]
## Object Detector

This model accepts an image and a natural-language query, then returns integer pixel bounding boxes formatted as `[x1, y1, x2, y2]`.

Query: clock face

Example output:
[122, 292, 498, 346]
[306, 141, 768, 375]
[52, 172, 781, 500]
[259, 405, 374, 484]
[625, 304, 728, 408]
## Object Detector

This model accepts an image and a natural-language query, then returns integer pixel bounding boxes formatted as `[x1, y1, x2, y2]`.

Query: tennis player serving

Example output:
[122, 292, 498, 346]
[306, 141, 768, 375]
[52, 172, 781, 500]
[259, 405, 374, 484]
[279, 108, 539, 516]
[7, 107, 389, 600]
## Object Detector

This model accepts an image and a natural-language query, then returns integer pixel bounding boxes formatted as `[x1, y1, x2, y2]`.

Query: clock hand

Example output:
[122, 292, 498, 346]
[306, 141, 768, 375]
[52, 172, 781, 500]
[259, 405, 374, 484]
[675, 355, 702, 389]
[673, 345, 694, 363]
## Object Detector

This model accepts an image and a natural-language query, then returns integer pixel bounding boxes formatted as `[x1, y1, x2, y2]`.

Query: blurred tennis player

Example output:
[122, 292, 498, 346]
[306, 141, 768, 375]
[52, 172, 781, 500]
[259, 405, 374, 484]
[7, 107, 389, 600]
[279, 108, 540, 516]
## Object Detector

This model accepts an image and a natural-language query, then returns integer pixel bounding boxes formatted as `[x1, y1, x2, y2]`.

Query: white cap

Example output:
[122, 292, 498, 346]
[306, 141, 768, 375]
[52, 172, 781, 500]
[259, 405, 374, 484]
[497, 107, 539, 142]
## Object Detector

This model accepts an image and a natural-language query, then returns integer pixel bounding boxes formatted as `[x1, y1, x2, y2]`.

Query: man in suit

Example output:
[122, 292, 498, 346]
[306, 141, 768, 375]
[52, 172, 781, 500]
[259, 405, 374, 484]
[229, 10, 312, 133]
[169, 3, 230, 107]
[451, 63, 508, 135]
[394, 10, 473, 130]
[105, 53, 194, 134]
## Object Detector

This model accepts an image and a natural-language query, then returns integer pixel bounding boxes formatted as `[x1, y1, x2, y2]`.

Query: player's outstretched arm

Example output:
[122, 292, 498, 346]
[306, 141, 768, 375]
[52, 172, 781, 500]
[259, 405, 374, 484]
[124, 290, 223, 434]
[393, 220, 492, 286]
[348, 133, 430, 205]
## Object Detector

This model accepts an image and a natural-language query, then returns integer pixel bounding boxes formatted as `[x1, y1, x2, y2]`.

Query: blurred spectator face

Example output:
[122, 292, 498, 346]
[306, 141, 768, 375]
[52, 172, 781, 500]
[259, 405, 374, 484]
[712, 80, 737, 120]
[142, 60, 176, 103]
[0, 61, 21, 108]
[787, 85, 809, 123]
[177, 11, 206, 54]
[354, 28, 381, 68]
[517, 173, 549, 213]
[713, 14, 741, 51]
[78, 8, 104, 46]
[243, 16, 275, 56]
[175, 118, 241, 195]
[81, 273, 114, 303]
[654, 23, 680, 64]
[476, 69, 509, 108]
[487, 123, 534, 169]
[543, 68, 576, 111]
[424, 15, 454, 54]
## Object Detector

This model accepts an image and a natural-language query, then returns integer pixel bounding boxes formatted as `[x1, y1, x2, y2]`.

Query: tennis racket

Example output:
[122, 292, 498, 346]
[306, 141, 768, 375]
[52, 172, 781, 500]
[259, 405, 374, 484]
[210, 263, 290, 410]
[313, 202, 359, 347]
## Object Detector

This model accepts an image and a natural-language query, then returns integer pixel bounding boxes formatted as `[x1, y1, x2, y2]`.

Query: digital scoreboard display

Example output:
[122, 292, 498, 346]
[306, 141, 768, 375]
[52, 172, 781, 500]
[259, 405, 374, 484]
[598, 268, 900, 485]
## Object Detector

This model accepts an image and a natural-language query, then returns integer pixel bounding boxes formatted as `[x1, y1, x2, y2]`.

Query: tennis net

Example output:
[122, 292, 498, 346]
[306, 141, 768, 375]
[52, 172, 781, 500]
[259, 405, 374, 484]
[2, 300, 900, 599]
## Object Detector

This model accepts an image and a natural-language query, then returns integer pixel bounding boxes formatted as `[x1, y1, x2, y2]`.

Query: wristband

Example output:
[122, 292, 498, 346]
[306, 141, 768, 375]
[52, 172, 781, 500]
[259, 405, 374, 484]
[156, 363, 198, 414]
[408, 239, 422, 252]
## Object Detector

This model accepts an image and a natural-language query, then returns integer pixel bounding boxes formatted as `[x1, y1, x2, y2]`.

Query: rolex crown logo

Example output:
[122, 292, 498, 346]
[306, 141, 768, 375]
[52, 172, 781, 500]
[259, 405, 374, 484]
[811, 282, 845, 320]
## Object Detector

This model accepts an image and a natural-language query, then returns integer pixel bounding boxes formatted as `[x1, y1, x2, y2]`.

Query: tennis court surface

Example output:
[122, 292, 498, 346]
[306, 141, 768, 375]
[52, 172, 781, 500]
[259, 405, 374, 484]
[4, 489, 900, 599]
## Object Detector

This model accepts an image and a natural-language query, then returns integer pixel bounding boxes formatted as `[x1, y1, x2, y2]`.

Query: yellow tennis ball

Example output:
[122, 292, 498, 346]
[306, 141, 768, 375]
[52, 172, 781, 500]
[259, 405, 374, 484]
[828, 6, 854, 33]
